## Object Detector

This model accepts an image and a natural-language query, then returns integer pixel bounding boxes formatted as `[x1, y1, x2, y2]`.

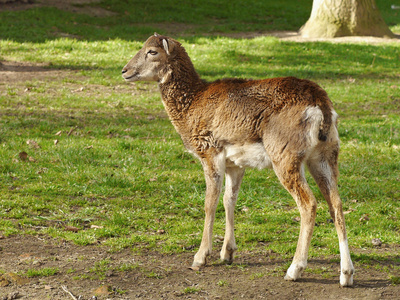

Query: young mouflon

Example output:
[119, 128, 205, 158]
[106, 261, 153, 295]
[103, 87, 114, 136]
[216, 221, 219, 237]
[122, 33, 354, 286]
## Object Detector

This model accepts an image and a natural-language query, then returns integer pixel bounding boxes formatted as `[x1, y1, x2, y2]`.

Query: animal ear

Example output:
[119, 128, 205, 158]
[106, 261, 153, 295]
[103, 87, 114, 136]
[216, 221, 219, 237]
[154, 32, 159, 37]
[162, 38, 171, 55]
[162, 38, 176, 56]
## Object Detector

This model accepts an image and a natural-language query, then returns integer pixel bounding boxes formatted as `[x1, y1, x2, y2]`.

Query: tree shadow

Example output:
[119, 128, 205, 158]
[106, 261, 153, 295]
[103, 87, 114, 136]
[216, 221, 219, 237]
[0, 60, 55, 72]
[0, 0, 398, 43]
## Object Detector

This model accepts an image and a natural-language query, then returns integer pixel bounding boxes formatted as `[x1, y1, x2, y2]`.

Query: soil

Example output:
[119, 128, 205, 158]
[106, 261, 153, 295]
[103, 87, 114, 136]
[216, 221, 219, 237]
[0, 235, 399, 299]
[0, 61, 78, 83]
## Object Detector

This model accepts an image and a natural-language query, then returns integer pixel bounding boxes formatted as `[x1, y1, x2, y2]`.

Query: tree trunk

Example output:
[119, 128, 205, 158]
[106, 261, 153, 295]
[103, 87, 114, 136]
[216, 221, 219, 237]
[300, 0, 395, 38]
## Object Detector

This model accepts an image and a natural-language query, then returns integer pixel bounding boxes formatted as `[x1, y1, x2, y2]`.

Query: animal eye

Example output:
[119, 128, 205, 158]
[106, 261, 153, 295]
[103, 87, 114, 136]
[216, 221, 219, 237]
[148, 50, 158, 55]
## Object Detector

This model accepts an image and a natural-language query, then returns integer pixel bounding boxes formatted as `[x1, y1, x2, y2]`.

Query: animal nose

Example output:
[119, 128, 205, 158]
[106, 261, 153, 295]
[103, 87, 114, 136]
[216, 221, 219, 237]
[122, 68, 127, 74]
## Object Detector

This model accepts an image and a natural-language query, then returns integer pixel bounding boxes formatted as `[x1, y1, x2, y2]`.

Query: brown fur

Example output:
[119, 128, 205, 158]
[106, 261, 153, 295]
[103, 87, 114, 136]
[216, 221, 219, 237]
[122, 34, 354, 286]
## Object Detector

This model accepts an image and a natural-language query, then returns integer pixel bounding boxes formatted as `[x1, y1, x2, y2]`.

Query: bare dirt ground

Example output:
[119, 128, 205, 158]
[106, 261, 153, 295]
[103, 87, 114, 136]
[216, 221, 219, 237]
[0, 235, 399, 299]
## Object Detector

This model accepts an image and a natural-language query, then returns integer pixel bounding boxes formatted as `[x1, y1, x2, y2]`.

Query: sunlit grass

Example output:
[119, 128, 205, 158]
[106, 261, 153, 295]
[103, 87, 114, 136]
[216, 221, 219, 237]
[0, 0, 399, 264]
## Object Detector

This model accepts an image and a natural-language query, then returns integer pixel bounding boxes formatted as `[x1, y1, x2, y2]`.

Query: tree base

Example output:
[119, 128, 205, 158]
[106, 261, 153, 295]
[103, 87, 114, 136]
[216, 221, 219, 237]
[300, 0, 395, 38]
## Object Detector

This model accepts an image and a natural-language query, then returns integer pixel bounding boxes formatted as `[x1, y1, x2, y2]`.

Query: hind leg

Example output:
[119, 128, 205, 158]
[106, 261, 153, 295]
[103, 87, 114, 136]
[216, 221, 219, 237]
[273, 160, 317, 282]
[307, 151, 354, 287]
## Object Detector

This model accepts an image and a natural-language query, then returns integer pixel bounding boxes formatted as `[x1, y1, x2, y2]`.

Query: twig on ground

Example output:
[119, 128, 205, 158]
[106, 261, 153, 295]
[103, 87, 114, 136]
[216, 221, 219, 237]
[61, 286, 78, 300]
[67, 126, 77, 136]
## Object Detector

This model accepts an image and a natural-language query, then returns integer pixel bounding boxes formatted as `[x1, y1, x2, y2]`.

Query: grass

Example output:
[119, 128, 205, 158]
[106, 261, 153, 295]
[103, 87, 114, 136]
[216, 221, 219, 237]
[0, 0, 399, 43]
[0, 0, 399, 270]
[25, 267, 59, 278]
[389, 275, 400, 285]
[182, 287, 200, 294]
[0, 0, 311, 42]
[217, 279, 228, 286]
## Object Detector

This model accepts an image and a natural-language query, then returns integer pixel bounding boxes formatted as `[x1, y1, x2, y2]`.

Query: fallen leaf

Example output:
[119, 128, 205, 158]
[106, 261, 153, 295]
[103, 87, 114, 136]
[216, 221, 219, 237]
[242, 206, 250, 212]
[67, 126, 76, 136]
[72, 87, 84, 93]
[93, 285, 112, 296]
[344, 208, 356, 215]
[28, 156, 36, 162]
[64, 226, 79, 232]
[90, 225, 104, 229]
[19, 152, 28, 161]
[359, 214, 369, 221]
[292, 216, 301, 222]
[149, 177, 157, 182]
[157, 229, 166, 234]
[54, 139, 59, 145]
[85, 145, 93, 149]
[19, 253, 33, 258]
[55, 131, 62, 136]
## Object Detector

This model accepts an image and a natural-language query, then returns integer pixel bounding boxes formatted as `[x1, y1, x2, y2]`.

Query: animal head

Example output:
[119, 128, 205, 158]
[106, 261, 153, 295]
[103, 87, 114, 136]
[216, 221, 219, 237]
[122, 33, 177, 82]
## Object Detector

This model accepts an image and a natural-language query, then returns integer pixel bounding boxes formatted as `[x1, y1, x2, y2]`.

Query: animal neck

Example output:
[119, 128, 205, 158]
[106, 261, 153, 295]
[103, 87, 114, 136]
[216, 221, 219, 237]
[158, 52, 205, 120]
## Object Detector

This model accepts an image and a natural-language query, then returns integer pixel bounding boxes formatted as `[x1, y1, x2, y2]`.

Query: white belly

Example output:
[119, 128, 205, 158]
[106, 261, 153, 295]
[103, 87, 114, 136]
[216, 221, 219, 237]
[225, 143, 272, 169]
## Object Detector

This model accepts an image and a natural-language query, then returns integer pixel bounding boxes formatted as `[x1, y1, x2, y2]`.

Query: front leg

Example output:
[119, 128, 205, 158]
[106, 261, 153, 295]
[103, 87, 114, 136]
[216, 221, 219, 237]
[192, 154, 225, 268]
[220, 167, 245, 263]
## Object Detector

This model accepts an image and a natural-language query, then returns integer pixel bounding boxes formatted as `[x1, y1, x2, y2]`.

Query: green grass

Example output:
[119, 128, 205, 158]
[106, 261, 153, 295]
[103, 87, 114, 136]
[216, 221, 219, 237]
[0, 0, 311, 42]
[182, 287, 201, 294]
[25, 267, 59, 278]
[389, 275, 400, 285]
[0, 0, 398, 43]
[0, 0, 399, 267]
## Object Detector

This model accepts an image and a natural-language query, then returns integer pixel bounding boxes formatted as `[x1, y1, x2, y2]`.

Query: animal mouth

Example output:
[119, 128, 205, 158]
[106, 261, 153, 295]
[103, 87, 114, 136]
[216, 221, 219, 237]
[123, 72, 139, 81]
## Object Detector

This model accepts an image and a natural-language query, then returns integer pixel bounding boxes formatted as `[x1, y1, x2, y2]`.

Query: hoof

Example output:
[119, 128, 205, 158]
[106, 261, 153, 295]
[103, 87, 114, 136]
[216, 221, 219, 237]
[190, 257, 206, 271]
[340, 273, 354, 287]
[284, 274, 296, 281]
[221, 259, 233, 265]
[220, 247, 236, 264]
[284, 263, 304, 282]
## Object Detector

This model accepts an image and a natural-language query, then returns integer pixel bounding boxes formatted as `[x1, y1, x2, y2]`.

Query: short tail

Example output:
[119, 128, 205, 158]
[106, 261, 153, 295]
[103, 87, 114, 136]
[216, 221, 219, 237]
[304, 105, 334, 146]
[318, 108, 332, 142]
